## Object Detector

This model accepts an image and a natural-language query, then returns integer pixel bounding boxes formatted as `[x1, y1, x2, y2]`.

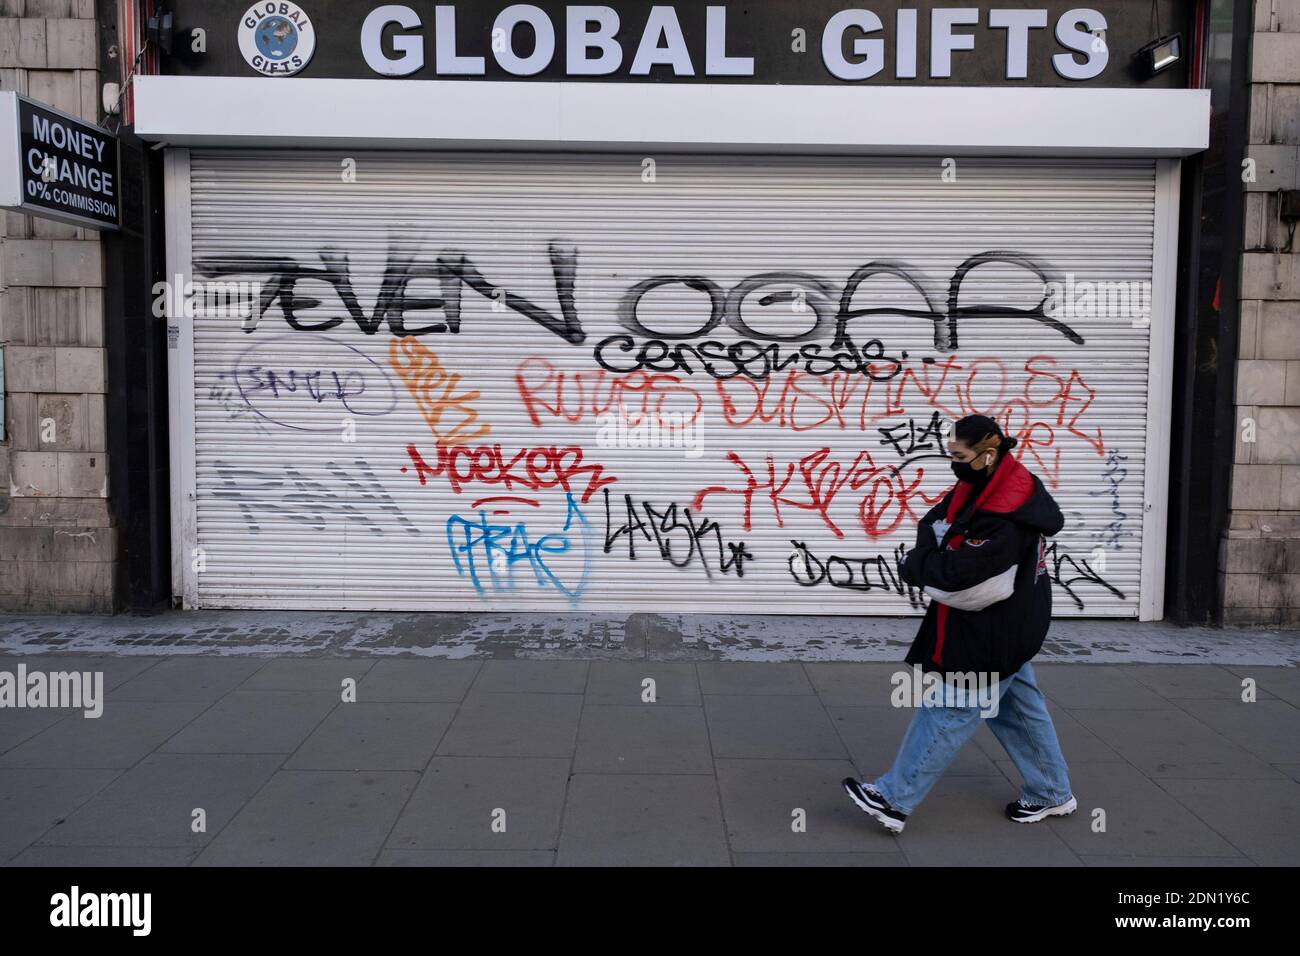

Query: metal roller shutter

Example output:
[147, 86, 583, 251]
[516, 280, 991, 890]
[179, 150, 1161, 615]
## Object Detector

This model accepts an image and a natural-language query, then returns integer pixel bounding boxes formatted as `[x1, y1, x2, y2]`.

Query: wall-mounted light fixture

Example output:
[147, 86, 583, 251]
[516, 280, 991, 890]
[1136, 33, 1182, 77]
[101, 82, 120, 115]
[146, 9, 175, 56]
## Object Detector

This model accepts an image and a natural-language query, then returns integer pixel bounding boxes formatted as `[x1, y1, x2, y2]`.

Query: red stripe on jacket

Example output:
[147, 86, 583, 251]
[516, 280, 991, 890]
[930, 454, 1035, 666]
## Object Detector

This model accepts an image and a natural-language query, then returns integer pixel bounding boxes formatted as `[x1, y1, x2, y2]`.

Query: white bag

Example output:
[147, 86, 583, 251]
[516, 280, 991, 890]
[925, 564, 1018, 612]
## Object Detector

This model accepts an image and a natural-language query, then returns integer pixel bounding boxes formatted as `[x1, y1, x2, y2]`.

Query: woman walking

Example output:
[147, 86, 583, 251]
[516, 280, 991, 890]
[842, 414, 1076, 834]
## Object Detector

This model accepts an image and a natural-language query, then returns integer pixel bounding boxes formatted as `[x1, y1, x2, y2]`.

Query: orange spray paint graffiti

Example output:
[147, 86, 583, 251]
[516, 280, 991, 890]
[389, 336, 491, 446]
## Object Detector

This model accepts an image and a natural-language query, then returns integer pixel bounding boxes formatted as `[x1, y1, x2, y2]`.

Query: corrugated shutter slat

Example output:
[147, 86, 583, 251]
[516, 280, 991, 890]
[185, 152, 1155, 615]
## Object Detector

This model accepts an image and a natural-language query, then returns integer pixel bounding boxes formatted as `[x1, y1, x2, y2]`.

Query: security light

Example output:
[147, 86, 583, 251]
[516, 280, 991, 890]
[1137, 33, 1182, 77]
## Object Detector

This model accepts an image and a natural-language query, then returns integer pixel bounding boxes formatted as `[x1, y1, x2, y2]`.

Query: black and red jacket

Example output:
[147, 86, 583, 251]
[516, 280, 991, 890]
[899, 453, 1064, 680]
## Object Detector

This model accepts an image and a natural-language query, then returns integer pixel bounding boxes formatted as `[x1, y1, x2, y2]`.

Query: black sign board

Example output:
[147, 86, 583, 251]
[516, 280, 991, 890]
[162, 0, 1192, 88]
[1, 94, 120, 230]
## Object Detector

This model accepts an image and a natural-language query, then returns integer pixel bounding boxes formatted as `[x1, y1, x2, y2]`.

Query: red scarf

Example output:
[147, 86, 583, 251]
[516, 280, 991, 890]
[930, 454, 1033, 666]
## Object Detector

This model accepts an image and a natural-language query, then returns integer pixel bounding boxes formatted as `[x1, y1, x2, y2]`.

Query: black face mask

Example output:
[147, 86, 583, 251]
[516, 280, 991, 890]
[951, 459, 991, 485]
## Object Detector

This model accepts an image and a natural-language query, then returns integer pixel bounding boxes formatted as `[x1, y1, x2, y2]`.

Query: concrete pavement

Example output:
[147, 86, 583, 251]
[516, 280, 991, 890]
[0, 611, 1297, 866]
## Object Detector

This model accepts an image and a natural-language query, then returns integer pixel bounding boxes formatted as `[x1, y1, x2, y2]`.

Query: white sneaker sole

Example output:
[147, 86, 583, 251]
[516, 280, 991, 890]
[1010, 795, 1077, 824]
[842, 781, 906, 834]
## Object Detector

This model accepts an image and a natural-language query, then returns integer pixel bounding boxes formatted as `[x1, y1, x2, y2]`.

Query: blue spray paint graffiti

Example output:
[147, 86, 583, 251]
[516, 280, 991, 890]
[446, 493, 592, 605]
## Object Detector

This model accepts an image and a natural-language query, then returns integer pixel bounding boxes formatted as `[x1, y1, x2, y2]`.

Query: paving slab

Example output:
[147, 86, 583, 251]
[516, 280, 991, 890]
[470, 660, 589, 694]
[1155, 777, 1300, 867]
[733, 851, 909, 866]
[1222, 666, 1300, 707]
[31, 753, 284, 848]
[0, 768, 121, 863]
[6, 846, 202, 866]
[376, 849, 556, 866]
[193, 770, 418, 867]
[574, 704, 713, 774]
[1125, 663, 1273, 700]
[1005, 760, 1246, 860]
[0, 701, 208, 769]
[0, 709, 68, 755]
[556, 774, 730, 866]
[583, 661, 701, 706]
[715, 758, 901, 854]
[386, 756, 570, 851]
[884, 774, 1082, 866]
[1078, 855, 1257, 867]
[238, 658, 375, 693]
[355, 659, 481, 701]
[1031, 664, 1179, 710]
[0, 655, 166, 691]
[1274, 763, 1300, 783]
[284, 702, 459, 771]
[159, 691, 338, 755]
[435, 692, 582, 758]
[802, 662, 912, 706]
[1169, 698, 1300, 765]
[110, 657, 267, 702]
[1068, 708, 1287, 780]
[705, 694, 847, 760]
[697, 661, 815, 695]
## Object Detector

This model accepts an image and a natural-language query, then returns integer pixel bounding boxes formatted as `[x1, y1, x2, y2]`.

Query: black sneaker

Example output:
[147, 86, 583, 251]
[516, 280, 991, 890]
[1005, 795, 1077, 823]
[841, 778, 908, 833]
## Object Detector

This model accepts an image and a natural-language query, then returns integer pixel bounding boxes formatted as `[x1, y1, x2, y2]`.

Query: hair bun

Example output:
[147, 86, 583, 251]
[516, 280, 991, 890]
[1002, 435, 1019, 450]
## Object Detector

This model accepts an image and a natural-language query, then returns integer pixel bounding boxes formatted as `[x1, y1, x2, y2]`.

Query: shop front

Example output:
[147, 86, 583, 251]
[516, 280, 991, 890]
[132, 1, 1210, 617]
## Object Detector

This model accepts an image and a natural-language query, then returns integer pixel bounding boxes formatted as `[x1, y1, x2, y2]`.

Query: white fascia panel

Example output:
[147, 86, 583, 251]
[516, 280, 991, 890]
[134, 76, 1210, 157]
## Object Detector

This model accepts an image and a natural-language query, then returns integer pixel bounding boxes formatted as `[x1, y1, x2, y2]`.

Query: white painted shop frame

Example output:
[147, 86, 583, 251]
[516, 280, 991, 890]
[164, 147, 197, 605]
[1140, 158, 1182, 622]
[135, 77, 1210, 157]
[149, 78, 1205, 616]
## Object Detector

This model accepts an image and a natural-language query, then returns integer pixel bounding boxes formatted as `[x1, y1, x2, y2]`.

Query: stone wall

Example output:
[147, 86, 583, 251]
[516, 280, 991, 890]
[0, 0, 113, 612]
[1225, 1, 1300, 625]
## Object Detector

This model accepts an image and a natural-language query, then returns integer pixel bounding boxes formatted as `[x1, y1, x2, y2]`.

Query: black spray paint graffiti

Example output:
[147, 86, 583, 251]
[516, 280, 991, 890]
[195, 241, 584, 344]
[222, 332, 400, 431]
[1045, 540, 1127, 610]
[592, 332, 905, 381]
[194, 238, 1124, 611]
[208, 380, 275, 437]
[788, 535, 1126, 612]
[196, 245, 1083, 353]
[787, 540, 927, 609]
[617, 250, 1084, 352]
[877, 411, 949, 465]
[212, 459, 421, 536]
[1089, 447, 1136, 550]
[602, 491, 754, 578]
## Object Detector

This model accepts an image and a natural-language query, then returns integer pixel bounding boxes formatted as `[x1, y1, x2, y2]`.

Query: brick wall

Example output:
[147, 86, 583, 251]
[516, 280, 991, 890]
[1224, 1, 1300, 625]
[0, 0, 114, 612]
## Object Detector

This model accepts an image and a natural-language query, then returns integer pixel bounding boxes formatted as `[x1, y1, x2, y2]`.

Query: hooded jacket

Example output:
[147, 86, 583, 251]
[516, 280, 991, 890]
[899, 452, 1064, 681]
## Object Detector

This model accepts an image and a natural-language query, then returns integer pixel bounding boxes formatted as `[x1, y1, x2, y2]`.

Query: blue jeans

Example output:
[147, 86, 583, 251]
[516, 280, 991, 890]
[871, 662, 1073, 815]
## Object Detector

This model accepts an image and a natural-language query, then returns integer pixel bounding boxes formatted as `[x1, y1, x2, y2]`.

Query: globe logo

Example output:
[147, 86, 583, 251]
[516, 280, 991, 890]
[238, 2, 316, 76]
[253, 15, 298, 60]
